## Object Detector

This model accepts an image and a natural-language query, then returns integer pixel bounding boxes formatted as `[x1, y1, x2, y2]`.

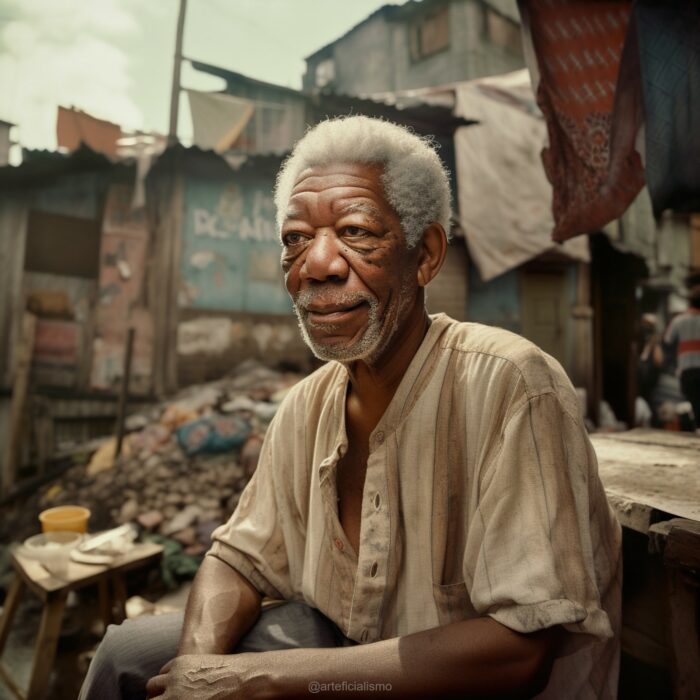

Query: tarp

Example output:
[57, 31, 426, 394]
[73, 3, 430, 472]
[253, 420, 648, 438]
[57, 106, 123, 157]
[453, 70, 589, 282]
[187, 90, 255, 153]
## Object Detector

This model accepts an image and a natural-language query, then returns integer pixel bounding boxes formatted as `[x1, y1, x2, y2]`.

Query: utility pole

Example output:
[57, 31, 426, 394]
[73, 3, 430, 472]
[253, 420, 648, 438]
[168, 0, 188, 145]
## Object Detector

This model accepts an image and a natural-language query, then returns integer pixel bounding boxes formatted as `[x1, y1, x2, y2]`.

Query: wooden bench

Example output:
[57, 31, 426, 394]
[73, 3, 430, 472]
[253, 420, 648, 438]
[0, 541, 163, 700]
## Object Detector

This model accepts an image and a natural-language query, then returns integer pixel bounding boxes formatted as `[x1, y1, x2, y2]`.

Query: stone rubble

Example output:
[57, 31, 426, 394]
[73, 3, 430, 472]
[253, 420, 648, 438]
[0, 360, 306, 568]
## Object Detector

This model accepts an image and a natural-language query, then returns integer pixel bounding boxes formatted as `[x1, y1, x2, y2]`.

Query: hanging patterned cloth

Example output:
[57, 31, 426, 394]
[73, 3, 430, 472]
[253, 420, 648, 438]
[518, 0, 646, 241]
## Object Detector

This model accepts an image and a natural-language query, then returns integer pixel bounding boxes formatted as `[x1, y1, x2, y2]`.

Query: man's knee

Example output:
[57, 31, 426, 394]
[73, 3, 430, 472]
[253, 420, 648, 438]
[237, 601, 348, 652]
[79, 613, 182, 700]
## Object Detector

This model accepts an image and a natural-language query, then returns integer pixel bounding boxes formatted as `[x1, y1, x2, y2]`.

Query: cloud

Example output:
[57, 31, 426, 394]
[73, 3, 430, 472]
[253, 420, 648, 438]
[0, 0, 144, 152]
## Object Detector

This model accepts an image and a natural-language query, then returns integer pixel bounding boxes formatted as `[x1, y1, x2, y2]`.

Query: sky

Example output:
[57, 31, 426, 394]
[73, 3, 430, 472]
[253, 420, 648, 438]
[0, 0, 396, 159]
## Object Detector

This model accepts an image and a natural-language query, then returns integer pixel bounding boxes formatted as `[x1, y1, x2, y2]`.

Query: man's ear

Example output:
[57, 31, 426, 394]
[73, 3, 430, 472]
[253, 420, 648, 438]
[416, 223, 448, 288]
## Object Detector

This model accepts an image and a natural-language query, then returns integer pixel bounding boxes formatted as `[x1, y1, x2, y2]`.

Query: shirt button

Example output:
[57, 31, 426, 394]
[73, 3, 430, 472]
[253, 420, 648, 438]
[373, 493, 381, 510]
[334, 537, 344, 551]
[370, 561, 378, 577]
[375, 431, 385, 445]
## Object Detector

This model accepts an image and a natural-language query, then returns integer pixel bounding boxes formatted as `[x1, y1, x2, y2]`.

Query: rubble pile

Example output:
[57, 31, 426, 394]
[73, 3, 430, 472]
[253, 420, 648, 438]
[3, 360, 305, 559]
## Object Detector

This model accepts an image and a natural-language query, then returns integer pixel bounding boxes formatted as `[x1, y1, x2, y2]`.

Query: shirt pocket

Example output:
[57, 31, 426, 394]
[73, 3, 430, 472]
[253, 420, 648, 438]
[433, 581, 477, 626]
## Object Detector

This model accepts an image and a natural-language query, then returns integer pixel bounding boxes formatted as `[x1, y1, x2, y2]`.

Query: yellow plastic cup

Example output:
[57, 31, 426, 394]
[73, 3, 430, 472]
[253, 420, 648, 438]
[39, 505, 91, 533]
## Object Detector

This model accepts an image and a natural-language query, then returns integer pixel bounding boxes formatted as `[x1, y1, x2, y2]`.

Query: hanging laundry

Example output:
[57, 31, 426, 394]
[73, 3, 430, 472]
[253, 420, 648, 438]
[518, 0, 645, 241]
[635, 0, 700, 216]
[187, 90, 255, 153]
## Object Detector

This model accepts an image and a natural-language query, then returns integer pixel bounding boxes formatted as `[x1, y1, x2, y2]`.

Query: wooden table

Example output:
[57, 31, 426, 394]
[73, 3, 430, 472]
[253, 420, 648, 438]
[592, 429, 700, 700]
[0, 541, 163, 700]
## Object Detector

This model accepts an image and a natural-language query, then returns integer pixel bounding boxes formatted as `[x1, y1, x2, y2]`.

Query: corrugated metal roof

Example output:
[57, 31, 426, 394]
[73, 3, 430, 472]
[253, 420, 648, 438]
[308, 90, 475, 134]
[0, 145, 119, 187]
[190, 59, 304, 99]
[190, 59, 473, 134]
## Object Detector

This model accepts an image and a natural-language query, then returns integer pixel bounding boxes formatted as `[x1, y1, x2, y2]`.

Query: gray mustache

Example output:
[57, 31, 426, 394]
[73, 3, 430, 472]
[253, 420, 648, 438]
[294, 289, 376, 310]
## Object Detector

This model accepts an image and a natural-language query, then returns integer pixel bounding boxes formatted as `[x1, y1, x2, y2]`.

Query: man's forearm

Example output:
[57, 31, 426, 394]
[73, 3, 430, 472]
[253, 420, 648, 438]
[178, 555, 262, 655]
[247, 615, 559, 699]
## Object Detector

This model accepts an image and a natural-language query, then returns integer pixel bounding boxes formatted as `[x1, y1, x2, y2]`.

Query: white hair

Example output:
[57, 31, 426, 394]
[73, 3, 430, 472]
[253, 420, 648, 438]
[274, 116, 451, 248]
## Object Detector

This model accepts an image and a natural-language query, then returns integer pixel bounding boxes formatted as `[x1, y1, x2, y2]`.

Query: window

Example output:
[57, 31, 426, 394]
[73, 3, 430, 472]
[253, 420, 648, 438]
[315, 58, 336, 88]
[24, 211, 100, 278]
[485, 9, 522, 55]
[409, 5, 450, 62]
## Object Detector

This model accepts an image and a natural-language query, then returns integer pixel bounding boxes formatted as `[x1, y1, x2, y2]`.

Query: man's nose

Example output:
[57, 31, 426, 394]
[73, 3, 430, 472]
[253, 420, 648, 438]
[299, 231, 349, 283]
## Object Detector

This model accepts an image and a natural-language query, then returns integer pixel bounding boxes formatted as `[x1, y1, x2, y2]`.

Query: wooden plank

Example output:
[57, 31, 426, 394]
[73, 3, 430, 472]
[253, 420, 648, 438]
[664, 519, 700, 570]
[0, 576, 24, 656]
[25, 589, 67, 700]
[112, 573, 128, 623]
[605, 492, 656, 534]
[166, 165, 184, 393]
[0, 662, 25, 700]
[592, 429, 700, 523]
[2, 313, 36, 496]
[114, 326, 135, 459]
[97, 578, 112, 632]
[12, 542, 163, 596]
[0, 194, 29, 388]
[664, 555, 700, 699]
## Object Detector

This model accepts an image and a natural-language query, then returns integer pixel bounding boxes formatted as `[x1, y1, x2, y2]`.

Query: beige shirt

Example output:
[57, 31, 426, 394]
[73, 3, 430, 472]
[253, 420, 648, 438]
[209, 314, 621, 699]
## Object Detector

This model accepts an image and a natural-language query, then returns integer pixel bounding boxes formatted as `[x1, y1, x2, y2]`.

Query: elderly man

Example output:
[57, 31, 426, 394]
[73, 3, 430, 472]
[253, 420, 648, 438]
[80, 116, 621, 699]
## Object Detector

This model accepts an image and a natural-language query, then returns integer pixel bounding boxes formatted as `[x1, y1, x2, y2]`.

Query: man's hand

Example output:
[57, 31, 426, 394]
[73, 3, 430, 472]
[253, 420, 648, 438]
[145, 654, 257, 700]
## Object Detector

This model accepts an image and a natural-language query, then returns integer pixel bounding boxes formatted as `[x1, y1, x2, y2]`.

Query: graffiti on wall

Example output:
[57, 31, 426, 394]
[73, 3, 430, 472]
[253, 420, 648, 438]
[182, 178, 291, 313]
[91, 184, 153, 394]
[177, 316, 298, 356]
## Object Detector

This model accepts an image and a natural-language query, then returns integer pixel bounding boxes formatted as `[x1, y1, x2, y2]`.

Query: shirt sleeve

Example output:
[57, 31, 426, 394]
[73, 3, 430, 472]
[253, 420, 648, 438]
[206, 414, 295, 600]
[463, 392, 621, 648]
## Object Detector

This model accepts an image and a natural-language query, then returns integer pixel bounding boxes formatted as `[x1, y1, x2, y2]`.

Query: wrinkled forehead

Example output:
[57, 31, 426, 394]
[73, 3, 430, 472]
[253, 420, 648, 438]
[283, 161, 393, 219]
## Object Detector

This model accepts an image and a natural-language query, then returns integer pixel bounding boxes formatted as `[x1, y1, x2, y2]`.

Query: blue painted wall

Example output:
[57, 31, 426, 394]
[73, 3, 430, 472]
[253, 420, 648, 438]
[181, 174, 291, 313]
[467, 261, 521, 333]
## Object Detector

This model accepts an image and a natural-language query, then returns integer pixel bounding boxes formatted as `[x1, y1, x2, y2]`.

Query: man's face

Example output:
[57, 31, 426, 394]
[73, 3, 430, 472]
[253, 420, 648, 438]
[280, 162, 419, 364]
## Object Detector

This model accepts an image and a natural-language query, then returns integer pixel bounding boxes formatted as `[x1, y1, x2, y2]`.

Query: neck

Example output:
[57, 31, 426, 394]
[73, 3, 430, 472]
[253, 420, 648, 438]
[344, 299, 431, 405]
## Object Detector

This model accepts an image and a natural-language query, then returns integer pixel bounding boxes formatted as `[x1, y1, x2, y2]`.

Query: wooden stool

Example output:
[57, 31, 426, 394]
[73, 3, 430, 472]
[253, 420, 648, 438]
[0, 542, 163, 700]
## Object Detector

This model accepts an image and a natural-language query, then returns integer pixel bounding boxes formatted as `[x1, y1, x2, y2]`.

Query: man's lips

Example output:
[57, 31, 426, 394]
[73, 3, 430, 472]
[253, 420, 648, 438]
[304, 301, 366, 324]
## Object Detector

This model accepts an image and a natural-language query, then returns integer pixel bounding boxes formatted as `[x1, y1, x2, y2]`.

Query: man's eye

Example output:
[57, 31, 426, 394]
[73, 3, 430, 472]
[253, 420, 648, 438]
[283, 232, 306, 246]
[343, 226, 370, 238]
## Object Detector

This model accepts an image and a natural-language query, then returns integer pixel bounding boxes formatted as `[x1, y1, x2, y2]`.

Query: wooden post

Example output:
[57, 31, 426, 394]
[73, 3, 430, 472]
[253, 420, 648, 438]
[115, 327, 135, 459]
[2, 312, 36, 497]
[168, 0, 188, 145]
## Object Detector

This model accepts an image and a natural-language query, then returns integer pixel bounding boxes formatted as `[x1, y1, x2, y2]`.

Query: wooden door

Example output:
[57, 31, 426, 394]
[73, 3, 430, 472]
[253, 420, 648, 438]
[520, 271, 568, 367]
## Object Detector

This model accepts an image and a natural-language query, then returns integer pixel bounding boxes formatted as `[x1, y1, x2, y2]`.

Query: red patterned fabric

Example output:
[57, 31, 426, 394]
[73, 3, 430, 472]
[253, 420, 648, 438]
[519, 0, 645, 241]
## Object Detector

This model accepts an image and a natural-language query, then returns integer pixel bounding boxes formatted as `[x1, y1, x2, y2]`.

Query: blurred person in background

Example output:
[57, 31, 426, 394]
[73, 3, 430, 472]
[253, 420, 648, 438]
[664, 279, 700, 429]
[636, 313, 664, 426]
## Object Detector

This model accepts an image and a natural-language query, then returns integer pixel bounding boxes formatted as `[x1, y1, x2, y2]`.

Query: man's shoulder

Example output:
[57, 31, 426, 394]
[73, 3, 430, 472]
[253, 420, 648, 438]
[440, 318, 580, 415]
[436, 316, 576, 404]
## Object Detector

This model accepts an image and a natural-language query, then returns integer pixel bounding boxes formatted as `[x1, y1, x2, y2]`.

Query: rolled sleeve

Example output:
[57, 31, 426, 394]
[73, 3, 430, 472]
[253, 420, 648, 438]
[464, 392, 620, 646]
[206, 418, 295, 600]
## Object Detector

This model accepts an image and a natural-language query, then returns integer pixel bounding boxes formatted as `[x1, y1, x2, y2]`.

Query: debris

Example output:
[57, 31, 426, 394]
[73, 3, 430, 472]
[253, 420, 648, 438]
[1, 359, 306, 584]
[162, 505, 202, 536]
[86, 438, 118, 476]
[172, 526, 197, 547]
[240, 434, 263, 476]
[118, 499, 139, 524]
[176, 414, 251, 456]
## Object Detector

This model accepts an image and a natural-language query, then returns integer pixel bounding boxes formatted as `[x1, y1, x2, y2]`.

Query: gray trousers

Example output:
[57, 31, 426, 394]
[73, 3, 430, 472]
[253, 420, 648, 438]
[78, 602, 351, 700]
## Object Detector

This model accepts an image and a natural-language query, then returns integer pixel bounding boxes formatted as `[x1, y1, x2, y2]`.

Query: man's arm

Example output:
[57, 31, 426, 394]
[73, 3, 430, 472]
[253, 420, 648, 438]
[252, 615, 559, 699]
[148, 614, 560, 699]
[177, 555, 262, 655]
